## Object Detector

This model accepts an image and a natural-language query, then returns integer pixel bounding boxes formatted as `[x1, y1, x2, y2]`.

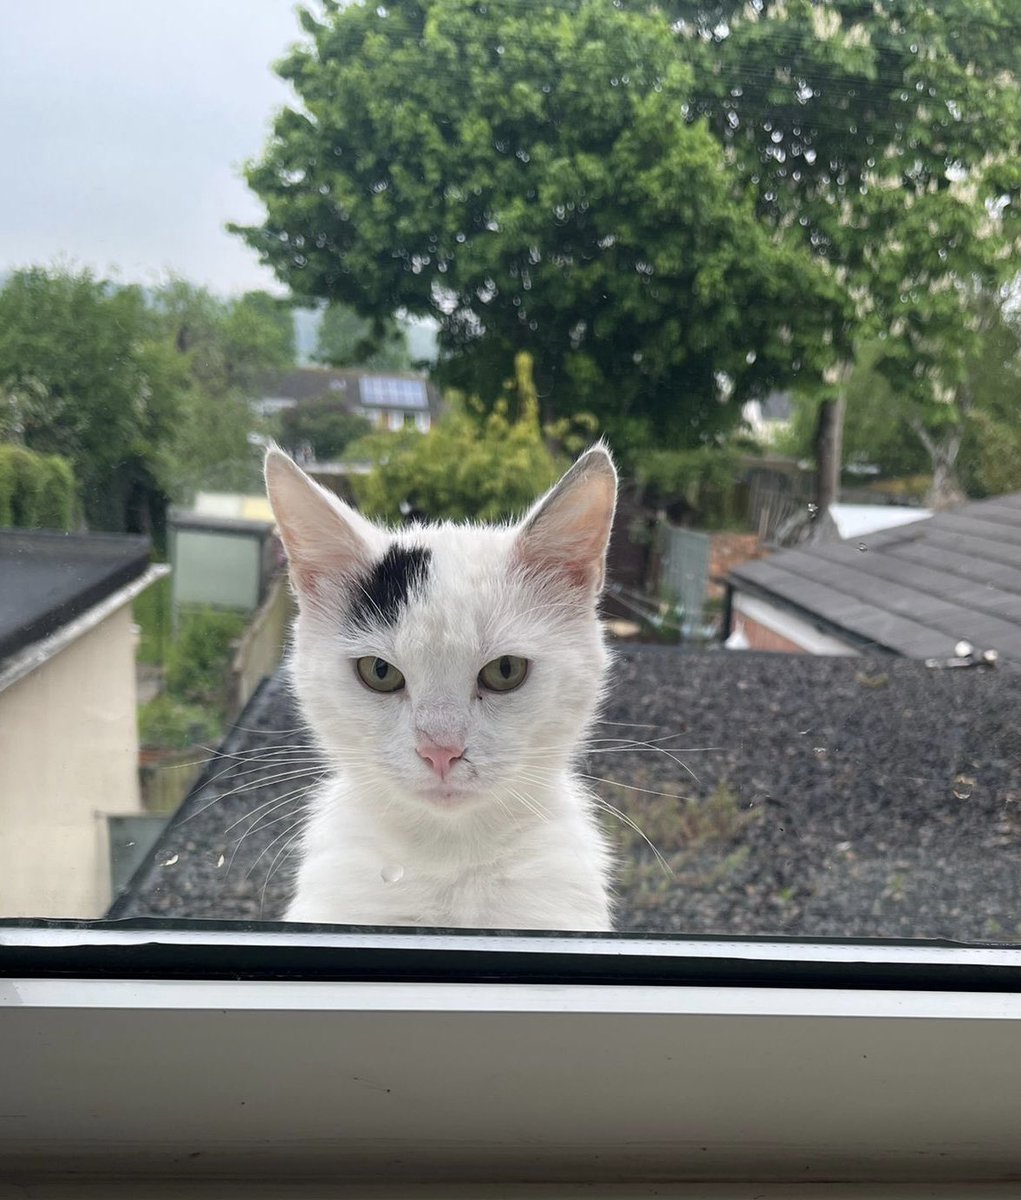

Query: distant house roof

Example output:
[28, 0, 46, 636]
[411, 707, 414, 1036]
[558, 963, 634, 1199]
[256, 368, 440, 415]
[730, 491, 1021, 662]
[0, 529, 152, 663]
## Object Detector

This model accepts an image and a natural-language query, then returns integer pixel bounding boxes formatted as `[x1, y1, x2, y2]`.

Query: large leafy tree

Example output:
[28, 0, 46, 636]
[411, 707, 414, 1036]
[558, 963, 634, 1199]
[147, 280, 297, 500]
[0, 267, 179, 531]
[678, 0, 1021, 507]
[233, 0, 842, 454]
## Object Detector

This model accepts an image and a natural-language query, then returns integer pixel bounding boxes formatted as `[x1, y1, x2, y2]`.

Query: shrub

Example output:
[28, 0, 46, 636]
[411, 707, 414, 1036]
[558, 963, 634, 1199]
[0, 443, 76, 530]
[138, 694, 223, 751]
[348, 353, 565, 522]
[164, 607, 247, 708]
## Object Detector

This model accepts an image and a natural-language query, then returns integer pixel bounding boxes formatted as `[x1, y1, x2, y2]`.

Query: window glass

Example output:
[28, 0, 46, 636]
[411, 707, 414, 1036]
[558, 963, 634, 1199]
[1, 0, 1019, 945]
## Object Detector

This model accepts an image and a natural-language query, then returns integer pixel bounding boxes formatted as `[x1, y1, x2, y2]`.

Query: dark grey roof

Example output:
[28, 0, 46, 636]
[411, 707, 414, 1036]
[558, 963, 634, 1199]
[111, 648, 1021, 942]
[0, 529, 151, 662]
[731, 491, 1021, 662]
[257, 368, 440, 415]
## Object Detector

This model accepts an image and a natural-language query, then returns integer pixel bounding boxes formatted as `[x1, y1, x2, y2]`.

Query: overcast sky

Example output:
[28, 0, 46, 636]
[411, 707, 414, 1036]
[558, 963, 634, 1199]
[0, 1, 303, 295]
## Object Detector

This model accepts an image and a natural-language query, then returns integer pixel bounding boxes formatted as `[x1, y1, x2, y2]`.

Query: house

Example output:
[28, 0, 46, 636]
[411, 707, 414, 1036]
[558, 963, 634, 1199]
[254, 368, 441, 435]
[742, 390, 793, 444]
[0, 530, 166, 917]
[726, 491, 1021, 661]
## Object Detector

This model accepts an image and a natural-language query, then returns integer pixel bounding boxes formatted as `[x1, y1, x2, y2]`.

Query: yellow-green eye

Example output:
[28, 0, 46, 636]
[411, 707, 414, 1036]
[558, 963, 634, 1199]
[478, 655, 528, 693]
[356, 656, 406, 693]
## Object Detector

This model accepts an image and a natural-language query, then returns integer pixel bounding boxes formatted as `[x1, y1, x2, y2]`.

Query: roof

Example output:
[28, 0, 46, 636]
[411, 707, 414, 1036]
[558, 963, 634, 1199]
[731, 491, 1021, 662]
[256, 368, 439, 414]
[110, 648, 1021, 942]
[0, 529, 151, 663]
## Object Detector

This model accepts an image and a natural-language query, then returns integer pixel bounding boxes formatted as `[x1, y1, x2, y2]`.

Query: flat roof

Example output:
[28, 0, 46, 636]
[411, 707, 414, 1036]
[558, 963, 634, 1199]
[0, 529, 152, 662]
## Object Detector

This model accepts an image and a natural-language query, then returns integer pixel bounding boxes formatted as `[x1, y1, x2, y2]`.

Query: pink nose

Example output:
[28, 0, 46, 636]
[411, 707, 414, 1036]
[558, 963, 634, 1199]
[416, 742, 465, 780]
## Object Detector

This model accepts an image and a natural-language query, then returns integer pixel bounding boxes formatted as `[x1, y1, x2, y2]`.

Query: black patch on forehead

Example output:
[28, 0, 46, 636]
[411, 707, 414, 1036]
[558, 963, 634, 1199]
[349, 544, 432, 628]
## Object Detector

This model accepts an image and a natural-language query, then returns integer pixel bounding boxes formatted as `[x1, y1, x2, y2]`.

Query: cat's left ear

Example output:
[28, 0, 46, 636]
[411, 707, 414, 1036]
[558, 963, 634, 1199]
[514, 443, 617, 596]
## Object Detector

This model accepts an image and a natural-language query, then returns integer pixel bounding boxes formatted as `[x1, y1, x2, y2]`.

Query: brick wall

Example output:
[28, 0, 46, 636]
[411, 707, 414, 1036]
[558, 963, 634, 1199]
[738, 614, 808, 654]
[708, 533, 766, 601]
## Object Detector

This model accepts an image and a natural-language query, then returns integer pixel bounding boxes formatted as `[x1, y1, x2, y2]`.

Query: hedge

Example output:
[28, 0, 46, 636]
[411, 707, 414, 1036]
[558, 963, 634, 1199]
[0, 444, 76, 531]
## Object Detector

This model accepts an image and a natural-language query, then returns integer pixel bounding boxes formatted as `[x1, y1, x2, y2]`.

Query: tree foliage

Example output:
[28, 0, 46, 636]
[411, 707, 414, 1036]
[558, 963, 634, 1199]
[233, 0, 843, 453]
[0, 269, 297, 531]
[0, 444, 76, 531]
[315, 302, 412, 370]
[349, 352, 564, 521]
[0, 267, 179, 531]
[681, 0, 1021, 504]
[279, 400, 373, 461]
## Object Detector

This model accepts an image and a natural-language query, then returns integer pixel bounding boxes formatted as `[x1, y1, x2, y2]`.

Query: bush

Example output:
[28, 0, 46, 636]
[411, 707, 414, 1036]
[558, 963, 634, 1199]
[0, 444, 76, 530]
[138, 694, 223, 751]
[164, 607, 247, 708]
[348, 353, 565, 522]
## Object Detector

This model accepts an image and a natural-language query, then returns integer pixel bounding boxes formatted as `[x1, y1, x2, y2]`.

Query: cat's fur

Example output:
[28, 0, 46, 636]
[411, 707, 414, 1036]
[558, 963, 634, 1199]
[265, 444, 617, 931]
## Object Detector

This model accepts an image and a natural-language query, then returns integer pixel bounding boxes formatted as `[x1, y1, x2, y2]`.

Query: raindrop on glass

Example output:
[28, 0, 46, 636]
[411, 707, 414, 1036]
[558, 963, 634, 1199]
[381, 864, 405, 884]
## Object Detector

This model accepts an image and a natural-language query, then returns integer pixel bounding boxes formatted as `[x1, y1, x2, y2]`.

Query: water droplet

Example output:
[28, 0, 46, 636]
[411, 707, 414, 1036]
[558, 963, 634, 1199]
[807, 502, 819, 516]
[216, 854, 225, 869]
[857, 542, 868, 552]
[954, 640, 974, 659]
[381, 864, 404, 884]
[953, 775, 975, 801]
[162, 854, 179, 867]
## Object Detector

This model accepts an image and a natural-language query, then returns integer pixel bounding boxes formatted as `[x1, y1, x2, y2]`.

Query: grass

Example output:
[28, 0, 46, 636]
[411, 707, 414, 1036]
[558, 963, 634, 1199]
[596, 770, 757, 908]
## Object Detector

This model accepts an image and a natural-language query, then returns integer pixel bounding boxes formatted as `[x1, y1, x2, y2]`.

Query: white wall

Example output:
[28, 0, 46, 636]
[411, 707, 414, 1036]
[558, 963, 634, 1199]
[0, 604, 143, 918]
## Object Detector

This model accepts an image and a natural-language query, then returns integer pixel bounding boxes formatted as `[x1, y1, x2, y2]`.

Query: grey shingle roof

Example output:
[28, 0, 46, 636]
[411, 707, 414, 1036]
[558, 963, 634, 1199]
[731, 492, 1021, 662]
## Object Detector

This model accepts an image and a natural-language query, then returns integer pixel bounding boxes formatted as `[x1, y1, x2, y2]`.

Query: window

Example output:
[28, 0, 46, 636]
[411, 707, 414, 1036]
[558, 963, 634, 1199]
[1, 4, 1020, 1184]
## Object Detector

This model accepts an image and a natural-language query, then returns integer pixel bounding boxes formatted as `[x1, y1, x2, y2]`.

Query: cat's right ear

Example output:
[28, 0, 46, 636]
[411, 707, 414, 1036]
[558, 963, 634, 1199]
[264, 448, 378, 598]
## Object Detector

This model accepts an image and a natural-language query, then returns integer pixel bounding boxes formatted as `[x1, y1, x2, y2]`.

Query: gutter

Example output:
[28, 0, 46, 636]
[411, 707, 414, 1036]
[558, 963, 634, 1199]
[0, 564, 170, 697]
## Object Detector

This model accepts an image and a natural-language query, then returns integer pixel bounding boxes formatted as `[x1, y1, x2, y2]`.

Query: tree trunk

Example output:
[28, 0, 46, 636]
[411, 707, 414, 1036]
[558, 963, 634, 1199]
[911, 421, 966, 510]
[925, 434, 966, 510]
[814, 393, 846, 515]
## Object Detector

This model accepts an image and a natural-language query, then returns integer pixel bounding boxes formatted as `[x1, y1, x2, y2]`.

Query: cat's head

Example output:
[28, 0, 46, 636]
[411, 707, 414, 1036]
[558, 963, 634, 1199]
[265, 445, 617, 815]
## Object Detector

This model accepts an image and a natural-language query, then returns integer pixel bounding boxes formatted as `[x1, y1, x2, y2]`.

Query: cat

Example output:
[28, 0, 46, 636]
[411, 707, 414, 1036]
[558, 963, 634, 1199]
[264, 442, 618, 931]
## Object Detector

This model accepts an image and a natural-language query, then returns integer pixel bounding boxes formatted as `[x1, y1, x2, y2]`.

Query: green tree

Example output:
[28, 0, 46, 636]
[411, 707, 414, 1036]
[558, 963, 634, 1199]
[0, 267, 178, 531]
[233, 0, 842, 455]
[148, 280, 297, 500]
[315, 302, 412, 370]
[350, 352, 564, 521]
[679, 0, 1021, 508]
[279, 400, 373, 461]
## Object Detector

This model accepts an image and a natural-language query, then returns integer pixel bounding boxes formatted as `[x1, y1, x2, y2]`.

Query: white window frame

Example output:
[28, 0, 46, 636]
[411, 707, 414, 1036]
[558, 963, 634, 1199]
[3, 923, 1021, 1192]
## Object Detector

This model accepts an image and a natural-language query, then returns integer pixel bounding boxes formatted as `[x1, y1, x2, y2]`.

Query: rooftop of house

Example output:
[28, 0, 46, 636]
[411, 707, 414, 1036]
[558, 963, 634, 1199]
[111, 646, 1021, 943]
[256, 368, 440, 414]
[731, 491, 1021, 663]
[0, 528, 152, 664]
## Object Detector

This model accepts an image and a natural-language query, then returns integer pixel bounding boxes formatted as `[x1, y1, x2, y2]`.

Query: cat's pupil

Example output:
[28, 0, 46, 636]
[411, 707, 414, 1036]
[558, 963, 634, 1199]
[500, 656, 512, 679]
[374, 658, 388, 680]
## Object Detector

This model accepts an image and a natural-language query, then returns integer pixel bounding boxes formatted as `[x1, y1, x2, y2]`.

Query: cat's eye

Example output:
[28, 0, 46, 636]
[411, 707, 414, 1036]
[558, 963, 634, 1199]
[478, 655, 529, 693]
[355, 656, 406, 693]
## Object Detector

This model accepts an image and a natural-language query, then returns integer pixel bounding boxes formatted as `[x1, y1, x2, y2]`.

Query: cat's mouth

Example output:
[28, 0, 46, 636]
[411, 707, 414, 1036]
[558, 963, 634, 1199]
[417, 777, 481, 809]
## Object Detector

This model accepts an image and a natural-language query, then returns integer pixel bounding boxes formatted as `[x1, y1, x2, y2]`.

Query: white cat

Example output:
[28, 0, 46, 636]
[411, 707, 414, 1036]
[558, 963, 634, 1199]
[264, 443, 617, 931]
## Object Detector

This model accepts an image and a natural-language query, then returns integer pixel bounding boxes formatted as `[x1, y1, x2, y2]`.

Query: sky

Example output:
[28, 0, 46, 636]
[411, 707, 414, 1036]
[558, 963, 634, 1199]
[0, 1, 304, 295]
